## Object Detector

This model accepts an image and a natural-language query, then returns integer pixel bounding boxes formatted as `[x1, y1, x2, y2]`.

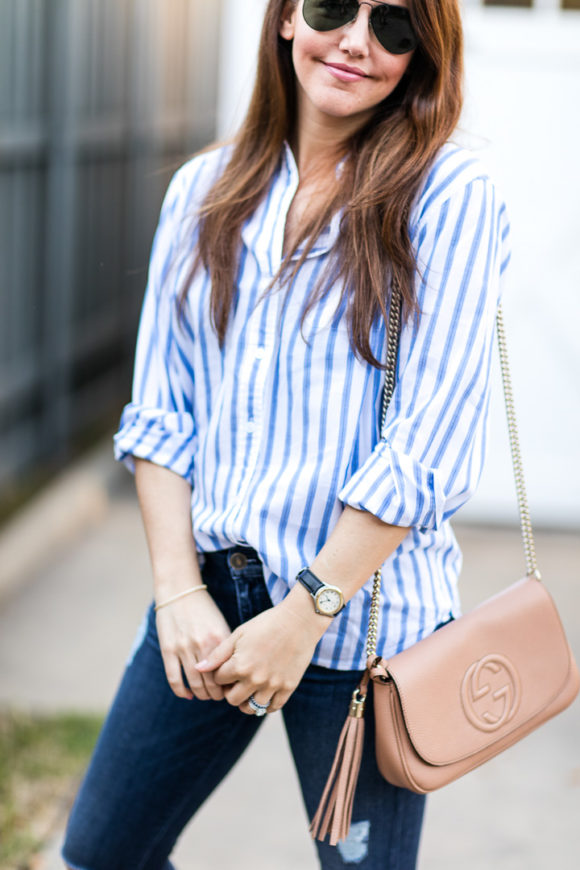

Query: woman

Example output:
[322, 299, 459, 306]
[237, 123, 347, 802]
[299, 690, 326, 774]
[62, 1, 510, 868]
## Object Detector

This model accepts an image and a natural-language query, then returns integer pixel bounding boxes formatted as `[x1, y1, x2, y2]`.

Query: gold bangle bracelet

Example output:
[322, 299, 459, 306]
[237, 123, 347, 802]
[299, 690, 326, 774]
[154, 584, 208, 612]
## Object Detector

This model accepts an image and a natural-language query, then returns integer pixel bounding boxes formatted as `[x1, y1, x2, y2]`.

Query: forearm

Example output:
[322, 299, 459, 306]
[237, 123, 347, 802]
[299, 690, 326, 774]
[280, 506, 410, 642]
[199, 506, 411, 707]
[134, 458, 202, 597]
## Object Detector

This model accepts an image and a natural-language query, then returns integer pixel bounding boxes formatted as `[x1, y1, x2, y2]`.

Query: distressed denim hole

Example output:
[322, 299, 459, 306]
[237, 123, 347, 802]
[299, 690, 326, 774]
[337, 820, 370, 864]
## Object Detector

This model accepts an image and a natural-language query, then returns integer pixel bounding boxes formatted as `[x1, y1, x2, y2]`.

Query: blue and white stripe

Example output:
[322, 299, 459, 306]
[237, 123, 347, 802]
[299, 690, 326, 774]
[114, 141, 511, 670]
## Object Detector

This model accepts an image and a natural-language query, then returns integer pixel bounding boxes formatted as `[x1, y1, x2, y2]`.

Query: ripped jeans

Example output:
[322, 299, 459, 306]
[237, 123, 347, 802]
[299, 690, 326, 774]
[61, 546, 426, 870]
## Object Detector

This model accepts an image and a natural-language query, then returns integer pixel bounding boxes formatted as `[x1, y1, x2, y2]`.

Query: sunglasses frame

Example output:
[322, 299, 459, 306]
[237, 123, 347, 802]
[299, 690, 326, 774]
[302, 0, 418, 56]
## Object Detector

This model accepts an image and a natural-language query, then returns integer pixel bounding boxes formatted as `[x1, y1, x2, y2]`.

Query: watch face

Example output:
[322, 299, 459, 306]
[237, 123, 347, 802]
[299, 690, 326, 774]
[316, 587, 343, 616]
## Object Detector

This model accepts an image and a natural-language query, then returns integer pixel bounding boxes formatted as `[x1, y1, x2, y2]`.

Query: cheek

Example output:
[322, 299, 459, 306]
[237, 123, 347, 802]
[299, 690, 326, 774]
[367, 52, 412, 102]
[291, 27, 326, 78]
[381, 52, 413, 84]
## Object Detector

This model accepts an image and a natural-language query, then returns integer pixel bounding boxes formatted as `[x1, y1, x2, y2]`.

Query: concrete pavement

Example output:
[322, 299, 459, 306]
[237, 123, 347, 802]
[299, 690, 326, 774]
[1, 453, 579, 869]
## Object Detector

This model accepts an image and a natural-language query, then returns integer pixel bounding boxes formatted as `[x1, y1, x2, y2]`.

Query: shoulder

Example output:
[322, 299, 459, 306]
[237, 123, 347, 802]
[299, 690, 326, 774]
[411, 142, 508, 227]
[148, 144, 233, 281]
[409, 142, 511, 275]
[160, 143, 234, 227]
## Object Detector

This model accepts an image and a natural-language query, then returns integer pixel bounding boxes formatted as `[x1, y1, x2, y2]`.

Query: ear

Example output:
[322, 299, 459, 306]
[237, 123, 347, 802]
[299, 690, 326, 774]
[279, 0, 297, 41]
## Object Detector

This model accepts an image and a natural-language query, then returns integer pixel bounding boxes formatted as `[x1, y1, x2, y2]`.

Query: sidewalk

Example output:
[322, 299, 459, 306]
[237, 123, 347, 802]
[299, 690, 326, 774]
[1, 454, 579, 869]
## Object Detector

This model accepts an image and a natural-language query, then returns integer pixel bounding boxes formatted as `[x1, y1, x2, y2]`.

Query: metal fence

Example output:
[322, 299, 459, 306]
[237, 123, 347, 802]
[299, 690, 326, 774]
[0, 0, 222, 507]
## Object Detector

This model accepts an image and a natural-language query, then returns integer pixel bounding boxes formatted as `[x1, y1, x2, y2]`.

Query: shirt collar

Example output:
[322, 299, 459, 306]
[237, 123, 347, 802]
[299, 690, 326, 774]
[240, 143, 343, 272]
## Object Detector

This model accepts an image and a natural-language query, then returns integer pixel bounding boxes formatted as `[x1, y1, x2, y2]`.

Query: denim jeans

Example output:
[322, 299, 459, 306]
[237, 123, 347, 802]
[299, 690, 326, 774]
[62, 546, 426, 870]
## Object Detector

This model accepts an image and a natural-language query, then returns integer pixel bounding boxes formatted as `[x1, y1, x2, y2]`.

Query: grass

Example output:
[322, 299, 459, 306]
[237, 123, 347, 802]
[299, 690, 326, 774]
[0, 710, 104, 870]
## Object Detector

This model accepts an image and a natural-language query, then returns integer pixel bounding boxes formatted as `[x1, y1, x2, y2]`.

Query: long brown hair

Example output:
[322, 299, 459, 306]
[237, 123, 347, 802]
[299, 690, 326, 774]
[182, 0, 463, 368]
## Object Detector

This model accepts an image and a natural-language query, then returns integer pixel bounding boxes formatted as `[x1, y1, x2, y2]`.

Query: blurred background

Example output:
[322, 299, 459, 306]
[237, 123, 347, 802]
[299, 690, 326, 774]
[0, 1, 579, 869]
[0, 0, 221, 520]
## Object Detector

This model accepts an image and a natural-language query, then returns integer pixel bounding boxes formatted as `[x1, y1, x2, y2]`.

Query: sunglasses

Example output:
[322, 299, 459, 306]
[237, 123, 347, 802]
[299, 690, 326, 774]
[302, 1, 418, 56]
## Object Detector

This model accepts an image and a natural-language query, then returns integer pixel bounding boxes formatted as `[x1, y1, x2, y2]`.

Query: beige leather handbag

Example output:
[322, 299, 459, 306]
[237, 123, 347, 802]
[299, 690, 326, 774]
[310, 292, 580, 846]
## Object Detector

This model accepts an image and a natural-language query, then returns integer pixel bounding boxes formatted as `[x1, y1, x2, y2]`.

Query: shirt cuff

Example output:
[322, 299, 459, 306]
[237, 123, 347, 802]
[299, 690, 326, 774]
[113, 403, 195, 482]
[338, 440, 446, 531]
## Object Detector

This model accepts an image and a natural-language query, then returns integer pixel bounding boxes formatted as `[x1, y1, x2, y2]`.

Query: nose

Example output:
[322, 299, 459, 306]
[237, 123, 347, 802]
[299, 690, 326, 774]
[338, 4, 373, 57]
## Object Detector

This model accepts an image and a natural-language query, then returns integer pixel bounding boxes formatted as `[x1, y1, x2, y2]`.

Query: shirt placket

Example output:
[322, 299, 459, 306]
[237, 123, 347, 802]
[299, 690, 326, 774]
[224, 151, 299, 542]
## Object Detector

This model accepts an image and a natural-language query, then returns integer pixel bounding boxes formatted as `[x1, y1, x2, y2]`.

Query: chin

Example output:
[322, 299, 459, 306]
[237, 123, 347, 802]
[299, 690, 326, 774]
[306, 78, 396, 120]
[314, 96, 379, 123]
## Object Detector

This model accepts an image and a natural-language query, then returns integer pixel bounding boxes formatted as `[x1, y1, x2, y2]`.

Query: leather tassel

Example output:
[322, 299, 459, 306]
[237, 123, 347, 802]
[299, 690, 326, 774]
[309, 686, 367, 846]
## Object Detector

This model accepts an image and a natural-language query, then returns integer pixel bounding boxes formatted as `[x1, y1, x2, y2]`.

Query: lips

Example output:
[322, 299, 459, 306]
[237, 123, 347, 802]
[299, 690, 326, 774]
[323, 62, 368, 83]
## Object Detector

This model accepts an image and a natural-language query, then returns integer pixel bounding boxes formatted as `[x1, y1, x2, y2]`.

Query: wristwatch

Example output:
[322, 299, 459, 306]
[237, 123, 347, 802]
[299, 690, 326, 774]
[296, 567, 345, 617]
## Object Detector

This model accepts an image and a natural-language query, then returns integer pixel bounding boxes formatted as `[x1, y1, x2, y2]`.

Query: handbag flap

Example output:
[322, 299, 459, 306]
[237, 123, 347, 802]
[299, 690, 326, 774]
[382, 577, 574, 766]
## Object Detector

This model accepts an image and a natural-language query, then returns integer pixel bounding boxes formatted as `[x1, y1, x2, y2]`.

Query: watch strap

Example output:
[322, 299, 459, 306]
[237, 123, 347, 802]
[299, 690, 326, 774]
[296, 567, 324, 597]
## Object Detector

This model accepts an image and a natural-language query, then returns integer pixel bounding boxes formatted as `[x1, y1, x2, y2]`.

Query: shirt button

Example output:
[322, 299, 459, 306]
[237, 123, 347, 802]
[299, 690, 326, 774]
[247, 420, 256, 433]
[255, 347, 265, 359]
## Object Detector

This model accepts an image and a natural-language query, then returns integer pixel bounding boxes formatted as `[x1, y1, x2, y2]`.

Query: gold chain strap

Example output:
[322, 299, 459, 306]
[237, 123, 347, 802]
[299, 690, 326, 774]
[366, 287, 402, 659]
[495, 306, 540, 579]
[366, 295, 540, 660]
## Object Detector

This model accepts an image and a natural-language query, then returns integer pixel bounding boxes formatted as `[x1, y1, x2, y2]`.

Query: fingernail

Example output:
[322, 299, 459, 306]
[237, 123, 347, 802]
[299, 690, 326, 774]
[196, 660, 208, 670]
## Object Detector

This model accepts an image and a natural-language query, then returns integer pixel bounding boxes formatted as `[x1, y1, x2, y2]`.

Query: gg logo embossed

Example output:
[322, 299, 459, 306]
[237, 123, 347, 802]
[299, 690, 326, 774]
[461, 654, 521, 732]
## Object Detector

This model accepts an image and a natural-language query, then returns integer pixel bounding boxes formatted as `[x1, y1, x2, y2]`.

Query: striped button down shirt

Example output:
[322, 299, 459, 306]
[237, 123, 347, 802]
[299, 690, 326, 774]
[114, 141, 511, 670]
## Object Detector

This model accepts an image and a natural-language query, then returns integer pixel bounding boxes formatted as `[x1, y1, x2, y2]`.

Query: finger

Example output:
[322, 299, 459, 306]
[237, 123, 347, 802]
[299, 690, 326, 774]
[162, 654, 194, 701]
[181, 661, 211, 701]
[223, 682, 255, 708]
[239, 701, 266, 717]
[249, 690, 272, 709]
[195, 636, 235, 672]
[239, 690, 273, 717]
[266, 690, 289, 714]
[198, 669, 226, 702]
[213, 658, 240, 686]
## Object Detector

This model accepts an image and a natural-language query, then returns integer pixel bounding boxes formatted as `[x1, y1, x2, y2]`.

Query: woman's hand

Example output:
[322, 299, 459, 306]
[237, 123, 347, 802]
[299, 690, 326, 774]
[132, 459, 233, 702]
[155, 591, 232, 702]
[195, 595, 327, 714]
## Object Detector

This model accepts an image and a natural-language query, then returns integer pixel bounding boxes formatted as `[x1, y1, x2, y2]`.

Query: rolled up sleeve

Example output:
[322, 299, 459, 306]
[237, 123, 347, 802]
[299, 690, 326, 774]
[339, 176, 511, 530]
[114, 168, 197, 482]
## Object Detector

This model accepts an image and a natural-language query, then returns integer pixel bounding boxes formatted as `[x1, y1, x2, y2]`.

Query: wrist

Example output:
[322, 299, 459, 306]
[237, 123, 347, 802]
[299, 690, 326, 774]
[295, 566, 345, 616]
[279, 583, 333, 643]
[154, 583, 209, 612]
[152, 556, 204, 597]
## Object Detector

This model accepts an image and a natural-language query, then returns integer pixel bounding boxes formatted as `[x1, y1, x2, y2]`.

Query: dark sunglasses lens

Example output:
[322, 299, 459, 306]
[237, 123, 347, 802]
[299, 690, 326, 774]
[371, 6, 418, 55]
[303, 0, 358, 32]
[302, 1, 418, 55]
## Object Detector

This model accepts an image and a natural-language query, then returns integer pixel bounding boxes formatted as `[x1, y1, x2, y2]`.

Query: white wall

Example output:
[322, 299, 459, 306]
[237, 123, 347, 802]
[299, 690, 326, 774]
[217, 0, 269, 138]
[217, 3, 580, 528]
[458, 9, 580, 528]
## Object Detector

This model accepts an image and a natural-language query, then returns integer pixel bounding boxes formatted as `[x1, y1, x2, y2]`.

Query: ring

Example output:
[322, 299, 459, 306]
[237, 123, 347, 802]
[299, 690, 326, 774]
[248, 694, 270, 717]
